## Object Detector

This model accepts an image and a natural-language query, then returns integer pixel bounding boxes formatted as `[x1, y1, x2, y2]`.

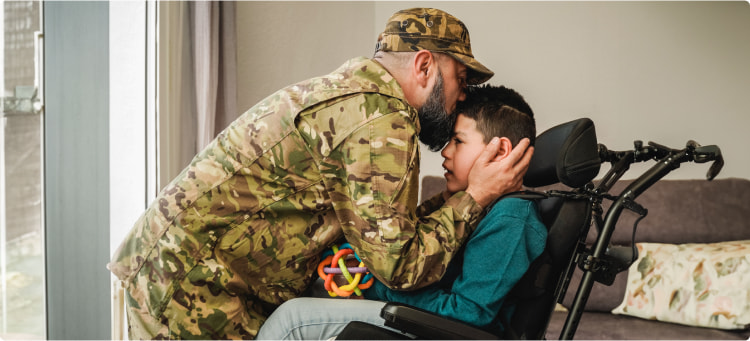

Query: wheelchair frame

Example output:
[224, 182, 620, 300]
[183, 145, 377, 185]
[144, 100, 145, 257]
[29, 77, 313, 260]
[339, 118, 723, 340]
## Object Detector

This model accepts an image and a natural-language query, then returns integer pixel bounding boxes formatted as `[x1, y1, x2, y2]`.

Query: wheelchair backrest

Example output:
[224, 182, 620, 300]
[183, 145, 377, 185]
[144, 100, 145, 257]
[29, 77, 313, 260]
[524, 118, 600, 189]
[502, 118, 600, 339]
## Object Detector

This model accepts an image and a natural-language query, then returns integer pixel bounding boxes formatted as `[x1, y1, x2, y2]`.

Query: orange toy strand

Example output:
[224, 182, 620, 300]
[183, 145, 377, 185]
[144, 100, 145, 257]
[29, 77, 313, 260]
[317, 245, 373, 297]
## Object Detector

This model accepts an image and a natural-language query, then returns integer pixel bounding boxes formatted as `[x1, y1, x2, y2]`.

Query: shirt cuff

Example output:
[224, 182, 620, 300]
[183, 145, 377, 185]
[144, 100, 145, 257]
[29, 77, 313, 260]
[444, 191, 484, 229]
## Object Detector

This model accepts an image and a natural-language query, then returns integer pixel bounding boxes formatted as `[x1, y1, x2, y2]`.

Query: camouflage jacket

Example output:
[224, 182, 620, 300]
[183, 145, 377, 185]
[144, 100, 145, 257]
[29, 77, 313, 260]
[108, 57, 484, 334]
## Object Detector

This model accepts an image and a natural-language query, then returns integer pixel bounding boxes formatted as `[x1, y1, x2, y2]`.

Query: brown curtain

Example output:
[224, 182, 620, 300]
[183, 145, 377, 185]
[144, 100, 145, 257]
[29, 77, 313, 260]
[158, 1, 237, 187]
[191, 1, 238, 150]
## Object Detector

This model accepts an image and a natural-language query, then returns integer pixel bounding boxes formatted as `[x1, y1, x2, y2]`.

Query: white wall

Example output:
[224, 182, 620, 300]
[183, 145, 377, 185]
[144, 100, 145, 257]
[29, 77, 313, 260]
[237, 1, 750, 181]
[235, 2, 376, 112]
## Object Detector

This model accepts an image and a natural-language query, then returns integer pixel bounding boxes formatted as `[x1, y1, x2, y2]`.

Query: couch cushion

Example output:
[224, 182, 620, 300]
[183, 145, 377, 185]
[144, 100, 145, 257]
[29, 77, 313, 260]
[587, 178, 750, 245]
[612, 240, 750, 330]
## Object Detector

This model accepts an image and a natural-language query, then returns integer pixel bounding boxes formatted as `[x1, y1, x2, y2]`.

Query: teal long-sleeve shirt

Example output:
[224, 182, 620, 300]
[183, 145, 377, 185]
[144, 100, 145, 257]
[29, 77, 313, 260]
[364, 197, 547, 333]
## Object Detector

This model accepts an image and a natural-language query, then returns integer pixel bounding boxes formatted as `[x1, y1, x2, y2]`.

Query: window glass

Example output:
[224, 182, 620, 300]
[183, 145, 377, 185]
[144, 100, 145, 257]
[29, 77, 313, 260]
[0, 1, 44, 338]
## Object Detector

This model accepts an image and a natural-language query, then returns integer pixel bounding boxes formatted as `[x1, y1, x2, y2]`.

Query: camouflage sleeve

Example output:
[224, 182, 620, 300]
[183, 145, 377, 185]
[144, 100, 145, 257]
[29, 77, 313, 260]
[322, 102, 484, 291]
[416, 191, 447, 218]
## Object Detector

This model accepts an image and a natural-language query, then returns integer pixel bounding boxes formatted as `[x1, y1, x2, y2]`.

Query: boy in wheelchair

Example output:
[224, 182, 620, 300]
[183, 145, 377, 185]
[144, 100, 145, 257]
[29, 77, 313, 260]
[256, 84, 545, 339]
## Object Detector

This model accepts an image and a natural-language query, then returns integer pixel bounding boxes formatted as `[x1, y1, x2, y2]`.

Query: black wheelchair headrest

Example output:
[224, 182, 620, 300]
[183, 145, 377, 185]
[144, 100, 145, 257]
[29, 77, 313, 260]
[524, 118, 601, 188]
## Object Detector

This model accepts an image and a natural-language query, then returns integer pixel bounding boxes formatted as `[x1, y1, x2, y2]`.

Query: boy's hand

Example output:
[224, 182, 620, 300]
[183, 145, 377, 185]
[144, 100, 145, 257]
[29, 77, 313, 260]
[466, 138, 534, 208]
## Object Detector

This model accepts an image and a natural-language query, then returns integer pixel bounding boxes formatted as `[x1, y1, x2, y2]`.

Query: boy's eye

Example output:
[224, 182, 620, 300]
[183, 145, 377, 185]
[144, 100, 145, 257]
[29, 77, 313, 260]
[453, 137, 463, 145]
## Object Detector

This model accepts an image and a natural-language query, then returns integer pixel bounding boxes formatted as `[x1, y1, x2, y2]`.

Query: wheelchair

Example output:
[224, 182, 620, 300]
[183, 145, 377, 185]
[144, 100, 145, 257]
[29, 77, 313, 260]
[337, 117, 724, 340]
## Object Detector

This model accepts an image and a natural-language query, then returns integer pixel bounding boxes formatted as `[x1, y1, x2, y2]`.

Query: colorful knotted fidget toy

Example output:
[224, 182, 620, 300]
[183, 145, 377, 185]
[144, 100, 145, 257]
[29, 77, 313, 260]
[317, 243, 374, 297]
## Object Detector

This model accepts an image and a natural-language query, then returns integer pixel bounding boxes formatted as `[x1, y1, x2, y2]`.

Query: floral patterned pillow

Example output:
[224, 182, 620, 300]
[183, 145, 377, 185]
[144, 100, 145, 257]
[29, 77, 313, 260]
[612, 240, 750, 330]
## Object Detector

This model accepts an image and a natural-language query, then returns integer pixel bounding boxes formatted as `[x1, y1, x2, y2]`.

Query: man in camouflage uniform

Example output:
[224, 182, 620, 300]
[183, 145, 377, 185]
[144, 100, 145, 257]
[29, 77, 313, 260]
[109, 7, 534, 339]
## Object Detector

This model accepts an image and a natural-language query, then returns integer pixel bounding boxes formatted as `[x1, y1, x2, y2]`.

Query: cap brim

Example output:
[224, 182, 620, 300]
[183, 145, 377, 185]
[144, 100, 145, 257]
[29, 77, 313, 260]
[445, 52, 494, 85]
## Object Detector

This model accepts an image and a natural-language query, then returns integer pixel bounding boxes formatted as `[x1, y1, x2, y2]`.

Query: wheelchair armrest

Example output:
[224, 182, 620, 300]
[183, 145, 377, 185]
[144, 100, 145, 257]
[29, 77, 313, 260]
[380, 302, 499, 340]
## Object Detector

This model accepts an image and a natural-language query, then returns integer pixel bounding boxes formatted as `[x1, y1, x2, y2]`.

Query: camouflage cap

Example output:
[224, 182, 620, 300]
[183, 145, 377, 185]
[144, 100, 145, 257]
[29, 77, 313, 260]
[375, 8, 494, 85]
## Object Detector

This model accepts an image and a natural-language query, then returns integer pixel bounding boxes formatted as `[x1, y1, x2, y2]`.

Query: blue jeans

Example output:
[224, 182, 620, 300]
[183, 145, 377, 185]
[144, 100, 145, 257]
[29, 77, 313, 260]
[256, 297, 393, 340]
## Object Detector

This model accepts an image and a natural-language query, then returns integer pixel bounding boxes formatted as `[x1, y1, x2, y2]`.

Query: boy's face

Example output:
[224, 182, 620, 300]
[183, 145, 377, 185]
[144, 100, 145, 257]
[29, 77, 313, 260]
[440, 114, 486, 195]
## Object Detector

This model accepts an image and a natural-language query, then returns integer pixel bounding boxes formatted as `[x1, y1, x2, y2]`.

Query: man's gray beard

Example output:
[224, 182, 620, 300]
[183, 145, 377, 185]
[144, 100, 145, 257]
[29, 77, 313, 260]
[417, 71, 455, 152]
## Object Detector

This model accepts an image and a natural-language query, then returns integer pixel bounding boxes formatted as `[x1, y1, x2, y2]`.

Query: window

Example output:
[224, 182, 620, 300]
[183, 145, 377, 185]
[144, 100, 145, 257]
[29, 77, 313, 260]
[0, 1, 44, 338]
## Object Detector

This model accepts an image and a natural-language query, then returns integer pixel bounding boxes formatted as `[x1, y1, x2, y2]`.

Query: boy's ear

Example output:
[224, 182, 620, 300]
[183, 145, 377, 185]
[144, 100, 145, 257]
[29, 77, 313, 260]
[492, 137, 514, 162]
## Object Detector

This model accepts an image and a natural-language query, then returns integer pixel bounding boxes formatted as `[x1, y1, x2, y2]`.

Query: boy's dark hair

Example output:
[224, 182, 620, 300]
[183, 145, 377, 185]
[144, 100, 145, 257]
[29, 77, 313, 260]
[456, 84, 536, 146]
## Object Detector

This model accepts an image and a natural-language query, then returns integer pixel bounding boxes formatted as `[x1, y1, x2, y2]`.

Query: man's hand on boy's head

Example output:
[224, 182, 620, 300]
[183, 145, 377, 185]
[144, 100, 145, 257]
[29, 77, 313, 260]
[465, 138, 534, 208]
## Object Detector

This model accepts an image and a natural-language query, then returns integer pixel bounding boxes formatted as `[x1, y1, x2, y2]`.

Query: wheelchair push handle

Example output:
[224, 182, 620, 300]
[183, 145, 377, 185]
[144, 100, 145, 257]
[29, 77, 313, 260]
[598, 139, 723, 181]
[645, 140, 724, 180]
[687, 141, 724, 180]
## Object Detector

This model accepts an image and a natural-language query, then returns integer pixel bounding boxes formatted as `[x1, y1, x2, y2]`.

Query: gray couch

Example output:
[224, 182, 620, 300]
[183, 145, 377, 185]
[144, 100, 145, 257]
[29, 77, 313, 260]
[420, 176, 750, 340]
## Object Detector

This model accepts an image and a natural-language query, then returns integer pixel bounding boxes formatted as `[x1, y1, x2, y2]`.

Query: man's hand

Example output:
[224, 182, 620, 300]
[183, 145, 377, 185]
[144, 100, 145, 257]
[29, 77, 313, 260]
[465, 138, 534, 208]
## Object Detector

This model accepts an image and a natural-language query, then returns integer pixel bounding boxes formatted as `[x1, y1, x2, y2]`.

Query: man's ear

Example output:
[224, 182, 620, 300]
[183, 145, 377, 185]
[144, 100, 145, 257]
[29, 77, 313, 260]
[492, 137, 514, 162]
[412, 50, 436, 88]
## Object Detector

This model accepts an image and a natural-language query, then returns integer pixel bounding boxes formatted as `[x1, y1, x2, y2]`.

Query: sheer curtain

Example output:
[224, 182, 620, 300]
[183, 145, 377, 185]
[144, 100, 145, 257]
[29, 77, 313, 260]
[192, 1, 237, 150]
[158, 1, 237, 189]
